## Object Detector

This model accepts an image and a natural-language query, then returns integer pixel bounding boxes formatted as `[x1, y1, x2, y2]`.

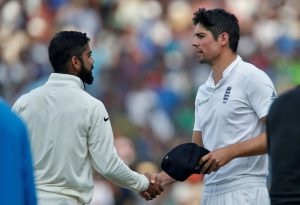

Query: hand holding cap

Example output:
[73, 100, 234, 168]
[161, 143, 210, 181]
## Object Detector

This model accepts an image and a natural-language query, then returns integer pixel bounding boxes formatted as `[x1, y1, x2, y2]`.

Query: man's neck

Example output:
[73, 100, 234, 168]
[211, 52, 237, 85]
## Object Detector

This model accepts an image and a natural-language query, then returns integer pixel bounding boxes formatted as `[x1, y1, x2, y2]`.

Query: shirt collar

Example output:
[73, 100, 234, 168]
[205, 55, 241, 88]
[45, 73, 85, 90]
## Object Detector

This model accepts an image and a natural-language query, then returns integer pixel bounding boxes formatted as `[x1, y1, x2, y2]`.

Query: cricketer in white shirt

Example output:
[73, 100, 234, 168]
[12, 73, 149, 204]
[194, 56, 276, 188]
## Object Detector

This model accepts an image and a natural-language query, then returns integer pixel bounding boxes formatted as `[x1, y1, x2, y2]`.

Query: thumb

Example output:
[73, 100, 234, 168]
[151, 174, 159, 184]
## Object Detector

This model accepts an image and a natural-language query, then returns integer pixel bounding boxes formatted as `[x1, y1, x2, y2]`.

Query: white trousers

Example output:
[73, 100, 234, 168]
[201, 177, 270, 205]
[201, 186, 270, 205]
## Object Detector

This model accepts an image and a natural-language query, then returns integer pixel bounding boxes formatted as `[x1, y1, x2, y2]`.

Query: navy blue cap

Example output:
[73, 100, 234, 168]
[161, 143, 210, 181]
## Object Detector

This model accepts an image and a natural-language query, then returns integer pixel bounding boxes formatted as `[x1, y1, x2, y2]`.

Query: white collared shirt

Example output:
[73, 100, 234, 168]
[194, 56, 276, 185]
[12, 73, 149, 204]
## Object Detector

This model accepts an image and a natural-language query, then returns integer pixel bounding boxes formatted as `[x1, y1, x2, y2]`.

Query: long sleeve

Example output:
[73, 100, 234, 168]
[88, 102, 149, 192]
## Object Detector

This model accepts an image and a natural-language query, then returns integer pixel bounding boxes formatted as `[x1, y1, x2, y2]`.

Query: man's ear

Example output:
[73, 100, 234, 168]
[219, 32, 229, 47]
[70, 56, 81, 73]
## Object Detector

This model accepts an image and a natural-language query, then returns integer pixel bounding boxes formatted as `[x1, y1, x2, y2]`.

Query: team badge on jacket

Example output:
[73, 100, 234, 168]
[223, 86, 232, 104]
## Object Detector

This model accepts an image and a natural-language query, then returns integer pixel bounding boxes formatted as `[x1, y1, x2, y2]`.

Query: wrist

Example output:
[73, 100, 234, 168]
[226, 144, 239, 159]
[159, 171, 176, 187]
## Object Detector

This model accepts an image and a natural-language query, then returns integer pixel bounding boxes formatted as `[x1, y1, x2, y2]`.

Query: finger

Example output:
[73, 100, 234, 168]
[140, 191, 151, 199]
[200, 160, 213, 174]
[214, 166, 220, 172]
[154, 185, 164, 196]
[151, 174, 158, 184]
[199, 154, 209, 166]
[151, 193, 157, 198]
[155, 175, 164, 192]
[143, 195, 151, 201]
[148, 192, 156, 199]
[158, 184, 164, 192]
[151, 187, 161, 196]
[206, 163, 216, 174]
[156, 188, 162, 195]
[153, 181, 164, 193]
[153, 189, 160, 196]
[199, 157, 206, 166]
[144, 193, 152, 201]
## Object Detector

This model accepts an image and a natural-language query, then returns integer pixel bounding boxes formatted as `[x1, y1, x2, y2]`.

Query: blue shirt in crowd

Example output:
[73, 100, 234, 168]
[0, 99, 37, 205]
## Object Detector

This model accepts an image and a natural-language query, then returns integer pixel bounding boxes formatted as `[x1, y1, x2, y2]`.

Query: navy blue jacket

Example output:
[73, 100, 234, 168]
[268, 86, 300, 205]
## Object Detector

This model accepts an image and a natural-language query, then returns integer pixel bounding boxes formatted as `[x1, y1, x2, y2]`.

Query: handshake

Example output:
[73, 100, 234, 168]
[139, 172, 165, 201]
[139, 143, 210, 201]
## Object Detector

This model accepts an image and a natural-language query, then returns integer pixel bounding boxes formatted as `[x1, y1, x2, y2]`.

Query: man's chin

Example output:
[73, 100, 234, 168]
[79, 75, 93, 84]
[84, 77, 94, 85]
[198, 59, 206, 64]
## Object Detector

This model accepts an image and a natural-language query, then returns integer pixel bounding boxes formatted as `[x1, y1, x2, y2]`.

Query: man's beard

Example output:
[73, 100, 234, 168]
[78, 60, 94, 85]
[196, 54, 208, 64]
[198, 58, 207, 64]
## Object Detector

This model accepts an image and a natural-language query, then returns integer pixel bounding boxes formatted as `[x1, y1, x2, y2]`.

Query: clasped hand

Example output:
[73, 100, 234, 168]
[139, 173, 164, 201]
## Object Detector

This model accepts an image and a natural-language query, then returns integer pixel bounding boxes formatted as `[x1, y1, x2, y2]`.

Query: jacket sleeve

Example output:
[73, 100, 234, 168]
[87, 102, 149, 192]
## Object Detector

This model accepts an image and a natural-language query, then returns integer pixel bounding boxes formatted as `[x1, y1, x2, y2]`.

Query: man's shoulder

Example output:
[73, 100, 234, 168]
[78, 89, 103, 105]
[236, 60, 262, 75]
[17, 85, 46, 99]
[235, 61, 272, 86]
[13, 89, 37, 108]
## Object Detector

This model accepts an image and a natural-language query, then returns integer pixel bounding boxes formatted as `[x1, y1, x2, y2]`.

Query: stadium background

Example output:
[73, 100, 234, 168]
[0, 0, 299, 204]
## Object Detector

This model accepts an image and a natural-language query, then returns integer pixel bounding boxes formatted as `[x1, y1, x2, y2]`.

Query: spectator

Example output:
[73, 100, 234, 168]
[0, 99, 37, 205]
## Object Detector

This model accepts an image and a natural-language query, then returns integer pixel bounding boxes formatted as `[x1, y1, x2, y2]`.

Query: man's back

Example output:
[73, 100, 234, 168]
[12, 30, 162, 205]
[13, 73, 152, 204]
[12, 74, 102, 202]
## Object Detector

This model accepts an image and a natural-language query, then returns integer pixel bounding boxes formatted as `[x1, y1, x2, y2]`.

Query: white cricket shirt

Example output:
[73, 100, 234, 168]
[12, 73, 149, 204]
[193, 56, 276, 185]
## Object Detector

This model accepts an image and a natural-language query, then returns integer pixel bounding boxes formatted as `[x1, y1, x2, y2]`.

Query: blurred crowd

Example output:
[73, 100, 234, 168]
[0, 0, 299, 204]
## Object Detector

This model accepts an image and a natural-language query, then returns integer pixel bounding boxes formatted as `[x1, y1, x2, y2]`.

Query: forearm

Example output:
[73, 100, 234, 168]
[192, 131, 203, 147]
[228, 132, 268, 158]
[102, 155, 150, 192]
[158, 171, 176, 187]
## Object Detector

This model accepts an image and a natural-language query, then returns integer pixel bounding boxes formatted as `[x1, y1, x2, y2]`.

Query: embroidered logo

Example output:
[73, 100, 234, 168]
[223, 86, 232, 104]
[197, 98, 209, 106]
[270, 91, 277, 101]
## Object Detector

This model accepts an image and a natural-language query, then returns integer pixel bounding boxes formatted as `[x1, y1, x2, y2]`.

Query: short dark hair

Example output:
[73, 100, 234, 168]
[48, 31, 90, 73]
[192, 8, 240, 53]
